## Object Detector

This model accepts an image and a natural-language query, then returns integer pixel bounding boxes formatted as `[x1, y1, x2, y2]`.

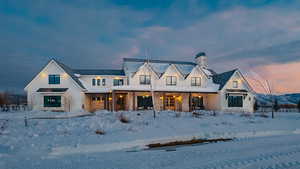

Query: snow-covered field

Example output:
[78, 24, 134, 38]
[1, 110, 300, 169]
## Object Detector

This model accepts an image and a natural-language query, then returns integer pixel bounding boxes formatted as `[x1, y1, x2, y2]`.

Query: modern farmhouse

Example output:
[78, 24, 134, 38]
[24, 53, 255, 113]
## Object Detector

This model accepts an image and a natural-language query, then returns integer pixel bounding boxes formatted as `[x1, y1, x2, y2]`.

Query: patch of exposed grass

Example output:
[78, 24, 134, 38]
[147, 138, 233, 148]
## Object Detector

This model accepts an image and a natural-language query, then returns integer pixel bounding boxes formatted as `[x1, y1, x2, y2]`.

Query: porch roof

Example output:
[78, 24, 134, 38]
[37, 88, 68, 93]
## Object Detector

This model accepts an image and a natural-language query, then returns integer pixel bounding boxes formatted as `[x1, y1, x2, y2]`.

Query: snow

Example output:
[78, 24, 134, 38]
[1, 110, 300, 168]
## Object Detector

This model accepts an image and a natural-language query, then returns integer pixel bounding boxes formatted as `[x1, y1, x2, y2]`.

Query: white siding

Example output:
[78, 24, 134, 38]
[25, 61, 84, 112]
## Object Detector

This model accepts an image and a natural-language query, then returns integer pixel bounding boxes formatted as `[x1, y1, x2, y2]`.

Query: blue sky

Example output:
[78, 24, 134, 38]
[1, 0, 300, 93]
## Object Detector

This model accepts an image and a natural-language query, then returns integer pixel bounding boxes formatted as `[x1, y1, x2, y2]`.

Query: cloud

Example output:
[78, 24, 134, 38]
[1, 0, 300, 93]
[247, 61, 300, 94]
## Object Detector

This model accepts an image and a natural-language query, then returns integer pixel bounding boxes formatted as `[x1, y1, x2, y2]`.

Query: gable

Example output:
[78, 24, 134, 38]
[132, 63, 160, 78]
[161, 64, 184, 79]
[24, 60, 85, 91]
[221, 70, 252, 92]
[186, 65, 208, 80]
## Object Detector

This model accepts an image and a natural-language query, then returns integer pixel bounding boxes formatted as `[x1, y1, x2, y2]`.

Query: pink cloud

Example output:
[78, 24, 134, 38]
[247, 61, 300, 94]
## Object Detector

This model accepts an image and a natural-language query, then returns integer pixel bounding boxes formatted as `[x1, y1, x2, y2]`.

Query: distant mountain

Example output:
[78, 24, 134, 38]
[255, 93, 300, 106]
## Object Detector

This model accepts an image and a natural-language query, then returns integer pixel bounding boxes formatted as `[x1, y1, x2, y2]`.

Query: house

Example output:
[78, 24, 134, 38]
[24, 52, 255, 113]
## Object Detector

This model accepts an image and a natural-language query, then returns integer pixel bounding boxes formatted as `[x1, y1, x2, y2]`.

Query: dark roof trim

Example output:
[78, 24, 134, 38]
[226, 89, 248, 93]
[123, 58, 196, 65]
[37, 88, 68, 93]
[73, 69, 125, 76]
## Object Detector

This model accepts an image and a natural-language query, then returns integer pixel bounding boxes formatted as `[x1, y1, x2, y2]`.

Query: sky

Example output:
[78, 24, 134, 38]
[1, 0, 300, 94]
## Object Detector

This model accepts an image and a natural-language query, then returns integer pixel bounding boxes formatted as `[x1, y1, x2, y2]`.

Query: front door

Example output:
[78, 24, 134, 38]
[90, 95, 105, 112]
[116, 94, 126, 111]
[165, 96, 175, 111]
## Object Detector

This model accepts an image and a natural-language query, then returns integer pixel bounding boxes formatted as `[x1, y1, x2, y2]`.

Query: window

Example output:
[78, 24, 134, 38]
[192, 96, 204, 110]
[102, 79, 106, 86]
[166, 76, 177, 86]
[233, 81, 238, 88]
[97, 79, 101, 86]
[228, 95, 243, 107]
[44, 96, 61, 107]
[48, 75, 60, 84]
[191, 77, 201, 86]
[139, 75, 151, 85]
[137, 96, 153, 110]
[92, 79, 96, 86]
[113, 79, 124, 86]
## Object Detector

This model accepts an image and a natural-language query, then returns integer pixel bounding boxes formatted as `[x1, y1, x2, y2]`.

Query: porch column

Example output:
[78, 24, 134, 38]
[163, 92, 166, 110]
[133, 92, 136, 111]
[189, 92, 192, 112]
[112, 90, 116, 112]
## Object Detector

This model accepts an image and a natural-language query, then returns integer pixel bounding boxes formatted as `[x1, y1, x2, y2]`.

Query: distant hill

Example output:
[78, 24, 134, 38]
[255, 93, 300, 106]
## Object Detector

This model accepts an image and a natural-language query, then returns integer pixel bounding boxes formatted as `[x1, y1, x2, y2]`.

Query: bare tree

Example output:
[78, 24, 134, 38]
[247, 71, 277, 118]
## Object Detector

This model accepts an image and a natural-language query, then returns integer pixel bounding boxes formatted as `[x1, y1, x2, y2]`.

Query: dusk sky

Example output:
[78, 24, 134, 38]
[1, 0, 300, 93]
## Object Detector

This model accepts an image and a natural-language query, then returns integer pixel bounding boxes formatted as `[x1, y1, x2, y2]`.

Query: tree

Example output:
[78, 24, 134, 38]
[253, 100, 259, 112]
[247, 71, 280, 118]
[273, 98, 280, 112]
[297, 100, 300, 113]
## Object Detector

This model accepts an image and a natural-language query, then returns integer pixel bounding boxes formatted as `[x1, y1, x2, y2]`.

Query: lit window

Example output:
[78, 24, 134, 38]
[113, 79, 124, 86]
[48, 75, 60, 84]
[166, 76, 177, 86]
[140, 75, 151, 85]
[44, 96, 61, 107]
[191, 77, 201, 86]
[233, 81, 238, 88]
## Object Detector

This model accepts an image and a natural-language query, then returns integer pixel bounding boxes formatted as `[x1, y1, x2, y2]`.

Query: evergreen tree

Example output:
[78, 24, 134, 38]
[273, 98, 280, 112]
[253, 100, 259, 112]
[297, 100, 300, 113]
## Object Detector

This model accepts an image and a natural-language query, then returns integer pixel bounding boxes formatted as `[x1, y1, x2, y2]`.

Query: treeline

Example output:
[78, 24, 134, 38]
[0, 92, 27, 106]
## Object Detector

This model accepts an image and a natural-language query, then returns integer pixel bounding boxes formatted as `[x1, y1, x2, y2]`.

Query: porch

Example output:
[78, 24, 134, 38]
[84, 91, 218, 112]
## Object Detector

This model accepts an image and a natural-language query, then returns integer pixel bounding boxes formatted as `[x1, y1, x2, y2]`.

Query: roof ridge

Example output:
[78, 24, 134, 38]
[123, 58, 196, 65]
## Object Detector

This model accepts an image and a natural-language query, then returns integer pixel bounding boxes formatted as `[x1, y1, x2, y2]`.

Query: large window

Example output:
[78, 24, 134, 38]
[113, 79, 124, 86]
[191, 77, 201, 86]
[137, 96, 153, 110]
[44, 96, 61, 107]
[228, 95, 243, 107]
[139, 75, 151, 85]
[48, 75, 60, 84]
[192, 96, 204, 110]
[166, 76, 177, 86]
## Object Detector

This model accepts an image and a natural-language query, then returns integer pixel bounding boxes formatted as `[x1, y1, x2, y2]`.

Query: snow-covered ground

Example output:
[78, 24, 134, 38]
[1, 110, 300, 169]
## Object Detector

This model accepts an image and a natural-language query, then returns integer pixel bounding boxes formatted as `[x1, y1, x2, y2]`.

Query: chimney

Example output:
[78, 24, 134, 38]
[195, 52, 208, 68]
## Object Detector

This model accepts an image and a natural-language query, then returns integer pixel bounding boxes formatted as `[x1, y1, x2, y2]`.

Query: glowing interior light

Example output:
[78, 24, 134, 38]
[108, 97, 112, 101]
[41, 73, 47, 78]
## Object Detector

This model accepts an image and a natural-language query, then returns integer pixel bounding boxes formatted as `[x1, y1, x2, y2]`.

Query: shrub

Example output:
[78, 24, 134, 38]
[95, 129, 105, 135]
[119, 114, 130, 123]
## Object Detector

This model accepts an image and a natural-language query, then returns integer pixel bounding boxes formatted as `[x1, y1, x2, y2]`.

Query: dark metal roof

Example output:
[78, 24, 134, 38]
[212, 69, 237, 90]
[123, 58, 197, 65]
[37, 88, 68, 92]
[54, 59, 86, 89]
[73, 69, 125, 76]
